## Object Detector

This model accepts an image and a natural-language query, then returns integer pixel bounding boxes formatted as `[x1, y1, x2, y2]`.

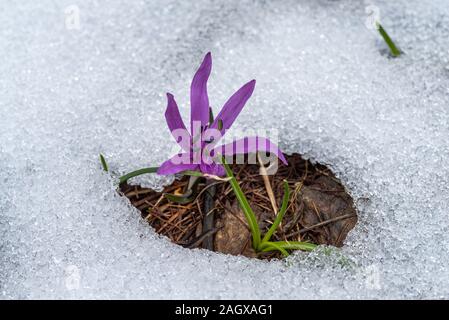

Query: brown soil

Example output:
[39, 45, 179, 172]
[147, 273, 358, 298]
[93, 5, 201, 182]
[119, 153, 357, 260]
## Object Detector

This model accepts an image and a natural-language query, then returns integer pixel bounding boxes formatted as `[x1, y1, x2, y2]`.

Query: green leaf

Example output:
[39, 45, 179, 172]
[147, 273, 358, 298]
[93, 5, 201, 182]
[260, 242, 289, 257]
[164, 189, 195, 204]
[261, 180, 290, 243]
[260, 241, 317, 252]
[165, 174, 201, 204]
[119, 167, 159, 184]
[99, 154, 109, 172]
[377, 22, 401, 57]
[218, 119, 223, 131]
[221, 156, 261, 249]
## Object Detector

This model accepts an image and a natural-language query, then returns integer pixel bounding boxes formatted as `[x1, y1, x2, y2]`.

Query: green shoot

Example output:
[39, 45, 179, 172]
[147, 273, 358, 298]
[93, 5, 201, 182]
[260, 242, 289, 257]
[262, 180, 290, 243]
[376, 22, 401, 57]
[259, 241, 316, 252]
[99, 154, 109, 172]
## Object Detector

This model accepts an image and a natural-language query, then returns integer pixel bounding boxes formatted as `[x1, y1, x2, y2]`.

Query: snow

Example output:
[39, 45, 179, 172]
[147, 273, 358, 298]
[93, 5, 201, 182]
[1, 0, 449, 299]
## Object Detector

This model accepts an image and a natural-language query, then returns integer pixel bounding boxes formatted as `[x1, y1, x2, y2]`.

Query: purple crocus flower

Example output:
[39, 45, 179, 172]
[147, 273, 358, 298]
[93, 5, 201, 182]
[157, 52, 287, 176]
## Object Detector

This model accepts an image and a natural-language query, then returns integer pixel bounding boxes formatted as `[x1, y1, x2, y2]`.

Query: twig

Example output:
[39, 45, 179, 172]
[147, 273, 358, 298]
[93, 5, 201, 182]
[286, 213, 357, 238]
[184, 227, 222, 249]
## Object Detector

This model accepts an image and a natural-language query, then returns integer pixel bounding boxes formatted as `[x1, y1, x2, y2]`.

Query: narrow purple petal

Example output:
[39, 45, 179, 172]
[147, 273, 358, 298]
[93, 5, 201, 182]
[190, 52, 212, 134]
[210, 80, 256, 134]
[199, 162, 226, 176]
[157, 153, 199, 175]
[165, 93, 191, 151]
[213, 136, 287, 165]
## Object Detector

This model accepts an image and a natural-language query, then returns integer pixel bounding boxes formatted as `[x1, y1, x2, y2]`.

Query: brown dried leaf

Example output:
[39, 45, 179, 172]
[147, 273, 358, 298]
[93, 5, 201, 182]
[214, 201, 257, 257]
[298, 175, 357, 247]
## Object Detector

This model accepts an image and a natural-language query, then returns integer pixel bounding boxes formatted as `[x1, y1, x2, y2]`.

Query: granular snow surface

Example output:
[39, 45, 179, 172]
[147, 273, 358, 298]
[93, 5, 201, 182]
[1, 0, 449, 299]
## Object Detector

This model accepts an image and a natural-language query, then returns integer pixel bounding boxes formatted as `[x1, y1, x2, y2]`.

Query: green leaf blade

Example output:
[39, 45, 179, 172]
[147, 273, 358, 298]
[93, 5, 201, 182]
[377, 22, 401, 57]
[221, 156, 261, 249]
[164, 190, 195, 204]
[99, 154, 109, 172]
[261, 180, 290, 244]
[119, 167, 159, 184]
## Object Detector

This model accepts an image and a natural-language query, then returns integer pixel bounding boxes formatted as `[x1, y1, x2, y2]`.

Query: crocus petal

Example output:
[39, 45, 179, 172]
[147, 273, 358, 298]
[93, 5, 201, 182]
[210, 80, 256, 135]
[157, 153, 199, 175]
[190, 52, 212, 134]
[165, 93, 191, 151]
[213, 136, 287, 165]
[199, 162, 226, 176]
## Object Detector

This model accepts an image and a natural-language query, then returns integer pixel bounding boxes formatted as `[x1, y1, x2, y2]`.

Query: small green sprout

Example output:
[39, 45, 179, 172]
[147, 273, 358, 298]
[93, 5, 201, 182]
[376, 22, 401, 57]
[99, 154, 109, 172]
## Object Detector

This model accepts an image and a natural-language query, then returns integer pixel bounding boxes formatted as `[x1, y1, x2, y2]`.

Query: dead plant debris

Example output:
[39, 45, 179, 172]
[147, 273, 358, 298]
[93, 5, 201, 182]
[119, 153, 358, 260]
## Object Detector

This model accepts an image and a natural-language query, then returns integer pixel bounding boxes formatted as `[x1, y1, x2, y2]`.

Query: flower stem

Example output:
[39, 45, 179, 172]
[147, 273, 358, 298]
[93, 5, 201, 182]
[221, 156, 261, 249]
